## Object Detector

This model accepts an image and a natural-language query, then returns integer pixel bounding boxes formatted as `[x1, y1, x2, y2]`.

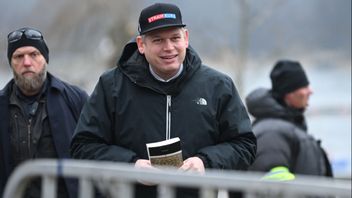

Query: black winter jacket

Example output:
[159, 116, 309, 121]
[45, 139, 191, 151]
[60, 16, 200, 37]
[71, 40, 257, 198]
[246, 88, 333, 177]
[0, 73, 88, 197]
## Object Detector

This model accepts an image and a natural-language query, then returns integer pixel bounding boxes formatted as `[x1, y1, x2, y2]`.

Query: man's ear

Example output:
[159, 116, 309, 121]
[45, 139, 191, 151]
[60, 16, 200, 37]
[136, 36, 144, 54]
[284, 92, 294, 107]
[184, 29, 189, 48]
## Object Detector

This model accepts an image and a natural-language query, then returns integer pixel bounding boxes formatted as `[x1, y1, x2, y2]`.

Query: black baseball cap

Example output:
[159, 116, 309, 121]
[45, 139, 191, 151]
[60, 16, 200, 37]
[138, 3, 186, 35]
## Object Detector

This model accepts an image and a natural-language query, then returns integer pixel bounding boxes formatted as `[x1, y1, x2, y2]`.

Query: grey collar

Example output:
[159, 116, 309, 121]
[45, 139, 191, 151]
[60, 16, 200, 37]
[149, 64, 183, 82]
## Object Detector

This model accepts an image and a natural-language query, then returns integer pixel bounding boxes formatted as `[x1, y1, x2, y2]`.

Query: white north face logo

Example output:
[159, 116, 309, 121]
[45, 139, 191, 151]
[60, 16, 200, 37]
[194, 98, 207, 105]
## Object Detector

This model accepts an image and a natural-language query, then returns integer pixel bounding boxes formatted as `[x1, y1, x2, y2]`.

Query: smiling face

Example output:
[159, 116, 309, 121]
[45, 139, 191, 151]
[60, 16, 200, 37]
[11, 46, 47, 96]
[284, 86, 313, 109]
[136, 27, 189, 80]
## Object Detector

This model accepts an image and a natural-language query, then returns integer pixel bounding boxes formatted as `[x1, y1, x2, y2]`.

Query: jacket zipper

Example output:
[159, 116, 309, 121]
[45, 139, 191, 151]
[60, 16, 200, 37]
[166, 95, 172, 140]
[28, 118, 32, 152]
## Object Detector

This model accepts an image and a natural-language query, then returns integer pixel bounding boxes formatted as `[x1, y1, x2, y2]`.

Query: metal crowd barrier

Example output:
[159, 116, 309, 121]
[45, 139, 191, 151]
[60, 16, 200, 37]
[3, 159, 351, 198]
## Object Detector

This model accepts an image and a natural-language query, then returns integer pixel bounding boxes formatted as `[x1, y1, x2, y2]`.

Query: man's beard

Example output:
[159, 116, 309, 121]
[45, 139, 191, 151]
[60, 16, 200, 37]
[13, 64, 47, 96]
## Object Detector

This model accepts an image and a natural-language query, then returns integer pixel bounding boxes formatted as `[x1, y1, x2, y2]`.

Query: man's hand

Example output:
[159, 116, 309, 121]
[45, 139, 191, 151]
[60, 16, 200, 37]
[179, 157, 205, 174]
[134, 159, 156, 170]
[134, 159, 158, 186]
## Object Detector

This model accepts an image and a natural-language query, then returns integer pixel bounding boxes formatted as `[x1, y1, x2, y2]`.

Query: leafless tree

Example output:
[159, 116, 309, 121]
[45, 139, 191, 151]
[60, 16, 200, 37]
[232, 0, 284, 95]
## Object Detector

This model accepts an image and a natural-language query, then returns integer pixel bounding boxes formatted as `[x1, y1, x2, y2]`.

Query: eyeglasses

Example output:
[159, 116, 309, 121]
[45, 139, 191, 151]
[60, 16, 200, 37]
[8, 28, 43, 43]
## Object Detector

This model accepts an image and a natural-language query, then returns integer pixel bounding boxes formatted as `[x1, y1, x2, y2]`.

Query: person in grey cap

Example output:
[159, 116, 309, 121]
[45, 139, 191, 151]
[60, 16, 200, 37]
[246, 60, 333, 180]
[71, 2, 256, 198]
[0, 27, 88, 198]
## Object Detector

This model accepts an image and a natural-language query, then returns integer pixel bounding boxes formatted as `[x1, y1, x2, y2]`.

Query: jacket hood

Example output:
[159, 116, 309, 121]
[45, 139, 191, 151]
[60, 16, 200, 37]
[117, 38, 143, 67]
[116, 37, 202, 95]
[245, 88, 288, 119]
[246, 88, 306, 128]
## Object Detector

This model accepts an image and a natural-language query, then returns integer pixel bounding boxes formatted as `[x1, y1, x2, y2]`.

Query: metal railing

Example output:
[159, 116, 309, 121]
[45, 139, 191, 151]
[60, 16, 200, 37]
[3, 159, 351, 198]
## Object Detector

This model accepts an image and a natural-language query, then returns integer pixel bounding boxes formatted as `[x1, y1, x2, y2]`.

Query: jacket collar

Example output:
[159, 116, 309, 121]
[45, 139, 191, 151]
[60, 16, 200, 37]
[246, 88, 307, 131]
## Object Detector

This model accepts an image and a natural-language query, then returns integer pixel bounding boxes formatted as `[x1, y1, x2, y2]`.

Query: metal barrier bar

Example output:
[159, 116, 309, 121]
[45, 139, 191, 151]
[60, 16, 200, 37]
[42, 175, 56, 198]
[158, 184, 175, 198]
[118, 181, 133, 198]
[3, 159, 351, 198]
[79, 178, 93, 198]
[200, 188, 217, 198]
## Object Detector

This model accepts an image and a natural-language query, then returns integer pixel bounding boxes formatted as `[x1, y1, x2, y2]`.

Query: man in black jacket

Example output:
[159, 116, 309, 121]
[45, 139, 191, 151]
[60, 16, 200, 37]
[71, 3, 256, 198]
[246, 60, 333, 179]
[0, 27, 88, 198]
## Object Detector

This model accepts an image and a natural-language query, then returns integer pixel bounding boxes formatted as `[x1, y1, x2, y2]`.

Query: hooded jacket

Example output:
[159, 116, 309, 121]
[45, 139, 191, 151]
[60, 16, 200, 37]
[0, 73, 88, 198]
[246, 88, 332, 176]
[71, 40, 256, 198]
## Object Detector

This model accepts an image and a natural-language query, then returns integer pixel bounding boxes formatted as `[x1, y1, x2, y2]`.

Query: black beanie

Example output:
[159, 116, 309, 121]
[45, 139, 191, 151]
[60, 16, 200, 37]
[270, 60, 309, 97]
[7, 27, 49, 64]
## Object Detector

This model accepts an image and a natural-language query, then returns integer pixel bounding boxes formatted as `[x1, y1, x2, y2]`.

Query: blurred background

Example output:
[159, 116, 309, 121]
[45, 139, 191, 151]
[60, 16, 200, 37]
[0, 0, 350, 178]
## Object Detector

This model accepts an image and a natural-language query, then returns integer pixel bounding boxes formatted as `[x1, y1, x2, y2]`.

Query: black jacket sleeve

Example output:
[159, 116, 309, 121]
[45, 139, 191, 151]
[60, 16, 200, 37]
[197, 77, 257, 170]
[70, 74, 138, 163]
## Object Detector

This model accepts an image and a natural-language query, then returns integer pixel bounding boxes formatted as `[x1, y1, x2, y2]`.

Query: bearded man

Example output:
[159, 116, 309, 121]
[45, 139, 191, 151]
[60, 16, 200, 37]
[0, 27, 88, 198]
